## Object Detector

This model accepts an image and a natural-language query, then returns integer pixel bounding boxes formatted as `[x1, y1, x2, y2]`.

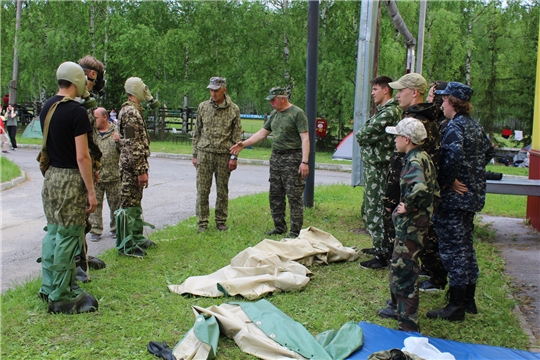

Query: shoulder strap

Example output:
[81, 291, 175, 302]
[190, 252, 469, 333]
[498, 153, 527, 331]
[41, 96, 73, 152]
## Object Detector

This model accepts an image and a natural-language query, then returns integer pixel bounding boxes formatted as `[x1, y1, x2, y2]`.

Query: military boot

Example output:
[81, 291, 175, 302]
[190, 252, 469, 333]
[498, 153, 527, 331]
[426, 286, 466, 321]
[464, 283, 478, 314]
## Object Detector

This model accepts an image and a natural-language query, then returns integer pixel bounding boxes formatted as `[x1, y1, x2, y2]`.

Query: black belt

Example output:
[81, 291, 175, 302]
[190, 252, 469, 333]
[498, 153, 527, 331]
[272, 148, 302, 155]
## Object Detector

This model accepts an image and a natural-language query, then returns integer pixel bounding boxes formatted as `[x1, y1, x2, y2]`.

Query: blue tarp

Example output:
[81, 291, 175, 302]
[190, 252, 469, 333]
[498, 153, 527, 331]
[347, 322, 540, 360]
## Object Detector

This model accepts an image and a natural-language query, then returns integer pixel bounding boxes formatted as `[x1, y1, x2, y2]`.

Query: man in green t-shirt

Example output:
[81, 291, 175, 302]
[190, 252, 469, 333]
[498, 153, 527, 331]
[230, 87, 309, 238]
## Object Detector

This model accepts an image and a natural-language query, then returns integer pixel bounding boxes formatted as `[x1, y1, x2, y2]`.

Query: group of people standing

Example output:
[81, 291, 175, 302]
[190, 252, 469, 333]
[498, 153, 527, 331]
[38, 56, 157, 314]
[357, 73, 495, 332]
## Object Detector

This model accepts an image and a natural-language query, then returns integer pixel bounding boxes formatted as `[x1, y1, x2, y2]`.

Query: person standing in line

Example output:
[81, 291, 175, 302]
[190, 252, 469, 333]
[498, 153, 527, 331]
[230, 87, 309, 238]
[192, 77, 242, 233]
[355, 76, 401, 267]
[427, 82, 494, 321]
[0, 111, 11, 154]
[115, 77, 157, 257]
[38, 61, 98, 314]
[5, 104, 18, 151]
[378, 118, 439, 333]
[88, 107, 121, 242]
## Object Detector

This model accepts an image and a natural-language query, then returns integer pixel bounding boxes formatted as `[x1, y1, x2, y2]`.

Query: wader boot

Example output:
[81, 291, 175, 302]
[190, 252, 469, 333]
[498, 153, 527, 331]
[115, 206, 155, 257]
[43, 225, 98, 314]
[426, 286, 466, 321]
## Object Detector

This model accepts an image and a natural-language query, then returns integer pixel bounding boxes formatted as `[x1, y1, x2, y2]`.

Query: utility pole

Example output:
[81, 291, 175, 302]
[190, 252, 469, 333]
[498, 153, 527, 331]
[9, 0, 22, 106]
[416, 0, 427, 75]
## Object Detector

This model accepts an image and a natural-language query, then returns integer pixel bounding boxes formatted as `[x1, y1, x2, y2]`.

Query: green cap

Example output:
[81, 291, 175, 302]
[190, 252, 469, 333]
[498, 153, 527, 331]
[389, 73, 427, 94]
[265, 87, 287, 100]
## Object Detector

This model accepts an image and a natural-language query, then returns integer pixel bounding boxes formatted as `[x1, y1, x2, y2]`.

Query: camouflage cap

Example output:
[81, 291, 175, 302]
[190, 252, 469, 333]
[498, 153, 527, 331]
[385, 117, 427, 145]
[206, 77, 226, 90]
[389, 73, 427, 94]
[435, 81, 473, 101]
[265, 87, 287, 100]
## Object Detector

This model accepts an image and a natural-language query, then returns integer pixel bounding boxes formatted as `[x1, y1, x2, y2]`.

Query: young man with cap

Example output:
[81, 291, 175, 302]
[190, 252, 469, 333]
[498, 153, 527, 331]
[230, 87, 309, 238]
[355, 76, 401, 261]
[378, 118, 440, 333]
[192, 77, 242, 233]
[39, 61, 99, 314]
[427, 82, 494, 321]
[115, 77, 157, 257]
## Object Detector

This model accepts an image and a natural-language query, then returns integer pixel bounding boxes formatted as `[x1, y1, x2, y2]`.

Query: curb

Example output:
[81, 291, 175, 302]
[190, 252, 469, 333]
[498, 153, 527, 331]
[0, 170, 27, 191]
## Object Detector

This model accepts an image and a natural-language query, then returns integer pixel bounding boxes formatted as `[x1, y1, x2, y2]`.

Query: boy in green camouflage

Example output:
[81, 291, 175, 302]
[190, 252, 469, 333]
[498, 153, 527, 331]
[377, 118, 440, 332]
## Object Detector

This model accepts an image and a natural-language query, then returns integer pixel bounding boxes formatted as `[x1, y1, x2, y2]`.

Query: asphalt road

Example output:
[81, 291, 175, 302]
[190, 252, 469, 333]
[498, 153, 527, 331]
[0, 148, 351, 292]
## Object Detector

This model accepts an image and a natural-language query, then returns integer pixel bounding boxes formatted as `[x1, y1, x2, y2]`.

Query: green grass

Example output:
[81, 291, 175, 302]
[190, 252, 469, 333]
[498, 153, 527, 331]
[0, 184, 530, 359]
[0, 156, 22, 182]
[487, 163, 529, 177]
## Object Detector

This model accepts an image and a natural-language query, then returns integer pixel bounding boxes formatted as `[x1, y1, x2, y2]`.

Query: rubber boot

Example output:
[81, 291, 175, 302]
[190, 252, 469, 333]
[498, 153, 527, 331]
[48, 291, 98, 314]
[464, 283, 478, 314]
[426, 286, 466, 321]
[132, 205, 156, 249]
[115, 207, 147, 257]
[39, 224, 59, 301]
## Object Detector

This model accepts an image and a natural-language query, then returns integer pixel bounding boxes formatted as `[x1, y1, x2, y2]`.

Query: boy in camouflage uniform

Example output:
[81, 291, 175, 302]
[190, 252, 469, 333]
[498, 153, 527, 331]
[230, 87, 309, 238]
[356, 76, 401, 269]
[377, 118, 440, 332]
[116, 77, 157, 257]
[427, 82, 494, 321]
[192, 77, 242, 233]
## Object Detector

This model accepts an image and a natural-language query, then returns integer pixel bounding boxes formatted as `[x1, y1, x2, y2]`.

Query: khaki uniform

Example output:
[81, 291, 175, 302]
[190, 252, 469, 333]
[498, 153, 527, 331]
[193, 94, 242, 227]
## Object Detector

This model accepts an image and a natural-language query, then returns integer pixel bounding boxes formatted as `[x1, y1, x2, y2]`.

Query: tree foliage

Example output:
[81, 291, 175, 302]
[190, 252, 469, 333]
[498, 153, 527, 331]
[1, 0, 538, 140]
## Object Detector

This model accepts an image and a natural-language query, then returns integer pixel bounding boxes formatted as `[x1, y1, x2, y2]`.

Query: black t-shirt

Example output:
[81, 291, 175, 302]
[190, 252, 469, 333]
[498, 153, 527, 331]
[40, 95, 91, 169]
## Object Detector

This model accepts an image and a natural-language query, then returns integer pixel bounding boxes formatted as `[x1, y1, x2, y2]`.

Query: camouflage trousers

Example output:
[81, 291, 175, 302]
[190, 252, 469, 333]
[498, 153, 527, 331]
[40, 167, 86, 301]
[88, 180, 121, 235]
[418, 224, 447, 287]
[361, 161, 389, 251]
[196, 151, 231, 226]
[269, 151, 305, 234]
[381, 206, 396, 256]
[120, 168, 144, 208]
[389, 214, 427, 332]
[433, 210, 478, 287]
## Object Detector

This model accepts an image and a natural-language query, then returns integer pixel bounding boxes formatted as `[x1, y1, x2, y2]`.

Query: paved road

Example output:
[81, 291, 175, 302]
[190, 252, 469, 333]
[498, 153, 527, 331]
[0, 148, 351, 292]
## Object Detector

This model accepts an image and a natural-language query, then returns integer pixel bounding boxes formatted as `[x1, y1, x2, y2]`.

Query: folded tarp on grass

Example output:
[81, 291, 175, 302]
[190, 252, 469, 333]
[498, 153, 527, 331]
[173, 299, 363, 360]
[347, 322, 540, 360]
[168, 227, 360, 299]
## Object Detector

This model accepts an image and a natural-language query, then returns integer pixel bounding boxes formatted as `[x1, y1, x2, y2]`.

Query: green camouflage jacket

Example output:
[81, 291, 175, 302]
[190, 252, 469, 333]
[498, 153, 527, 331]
[92, 123, 120, 183]
[118, 100, 150, 175]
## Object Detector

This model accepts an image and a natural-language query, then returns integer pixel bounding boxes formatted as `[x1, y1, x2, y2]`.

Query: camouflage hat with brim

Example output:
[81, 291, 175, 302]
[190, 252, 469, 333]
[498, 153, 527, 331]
[207, 77, 226, 90]
[435, 81, 473, 102]
[385, 117, 427, 145]
[389, 73, 427, 94]
[265, 87, 287, 100]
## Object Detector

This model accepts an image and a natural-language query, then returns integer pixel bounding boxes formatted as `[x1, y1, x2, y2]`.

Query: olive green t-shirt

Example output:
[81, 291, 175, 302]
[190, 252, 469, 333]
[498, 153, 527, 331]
[263, 105, 308, 151]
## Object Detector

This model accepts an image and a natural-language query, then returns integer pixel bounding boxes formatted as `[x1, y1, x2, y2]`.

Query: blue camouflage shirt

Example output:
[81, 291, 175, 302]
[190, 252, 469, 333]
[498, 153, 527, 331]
[438, 113, 495, 212]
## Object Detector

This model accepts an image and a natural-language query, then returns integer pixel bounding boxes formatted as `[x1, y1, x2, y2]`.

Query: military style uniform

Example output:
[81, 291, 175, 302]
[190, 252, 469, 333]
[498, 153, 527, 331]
[263, 105, 308, 235]
[193, 94, 242, 228]
[433, 113, 495, 288]
[382, 103, 447, 287]
[356, 98, 400, 254]
[88, 123, 121, 235]
[389, 147, 439, 332]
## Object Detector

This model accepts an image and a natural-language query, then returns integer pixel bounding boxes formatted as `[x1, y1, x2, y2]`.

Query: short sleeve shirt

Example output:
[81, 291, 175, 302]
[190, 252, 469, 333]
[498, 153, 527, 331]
[263, 105, 308, 151]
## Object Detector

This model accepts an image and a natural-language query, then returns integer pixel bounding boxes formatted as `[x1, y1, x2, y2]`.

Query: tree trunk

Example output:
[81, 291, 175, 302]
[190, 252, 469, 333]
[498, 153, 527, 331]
[382, 0, 415, 46]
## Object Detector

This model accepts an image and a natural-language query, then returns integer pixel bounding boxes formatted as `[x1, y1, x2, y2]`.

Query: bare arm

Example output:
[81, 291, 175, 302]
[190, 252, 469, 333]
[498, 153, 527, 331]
[75, 134, 97, 213]
[230, 128, 271, 155]
[298, 131, 309, 179]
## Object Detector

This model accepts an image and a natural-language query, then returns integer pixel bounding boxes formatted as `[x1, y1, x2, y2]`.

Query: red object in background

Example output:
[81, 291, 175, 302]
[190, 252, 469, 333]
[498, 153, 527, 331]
[2, 94, 8, 106]
[316, 118, 328, 138]
[501, 129, 513, 139]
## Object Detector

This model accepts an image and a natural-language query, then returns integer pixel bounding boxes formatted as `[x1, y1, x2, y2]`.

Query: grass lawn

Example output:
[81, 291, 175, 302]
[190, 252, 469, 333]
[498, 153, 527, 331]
[0, 156, 22, 182]
[0, 184, 530, 359]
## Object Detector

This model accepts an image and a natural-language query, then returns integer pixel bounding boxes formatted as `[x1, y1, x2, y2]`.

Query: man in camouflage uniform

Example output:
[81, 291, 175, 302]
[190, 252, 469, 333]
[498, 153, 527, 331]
[39, 62, 99, 314]
[378, 118, 440, 332]
[88, 107, 121, 241]
[427, 82, 494, 321]
[356, 76, 401, 269]
[74, 55, 107, 282]
[377, 73, 447, 293]
[230, 87, 309, 238]
[116, 77, 157, 257]
[192, 77, 242, 233]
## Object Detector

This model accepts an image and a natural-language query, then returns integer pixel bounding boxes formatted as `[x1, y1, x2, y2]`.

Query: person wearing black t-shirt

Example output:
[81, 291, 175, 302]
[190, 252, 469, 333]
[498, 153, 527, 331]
[38, 62, 99, 315]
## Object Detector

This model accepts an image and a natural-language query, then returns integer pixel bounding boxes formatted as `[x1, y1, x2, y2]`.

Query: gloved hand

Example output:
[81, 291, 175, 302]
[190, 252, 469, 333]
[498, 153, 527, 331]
[147, 341, 178, 360]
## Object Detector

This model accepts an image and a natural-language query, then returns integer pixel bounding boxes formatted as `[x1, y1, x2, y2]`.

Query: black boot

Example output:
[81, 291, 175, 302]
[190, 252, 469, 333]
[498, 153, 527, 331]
[48, 291, 98, 314]
[75, 266, 90, 283]
[464, 283, 478, 314]
[426, 286, 466, 321]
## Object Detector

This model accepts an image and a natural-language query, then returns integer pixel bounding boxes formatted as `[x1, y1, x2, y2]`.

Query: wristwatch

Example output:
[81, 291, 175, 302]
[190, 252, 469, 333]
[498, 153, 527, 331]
[230, 155, 237, 160]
